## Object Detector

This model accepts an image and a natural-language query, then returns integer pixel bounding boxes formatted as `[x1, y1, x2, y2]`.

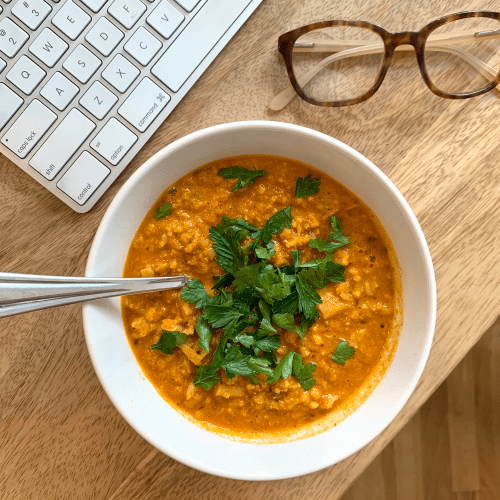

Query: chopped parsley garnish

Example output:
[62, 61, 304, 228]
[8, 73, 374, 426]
[331, 341, 355, 365]
[295, 174, 321, 198]
[308, 215, 352, 253]
[154, 204, 352, 392]
[155, 201, 172, 220]
[218, 166, 267, 192]
[151, 330, 187, 354]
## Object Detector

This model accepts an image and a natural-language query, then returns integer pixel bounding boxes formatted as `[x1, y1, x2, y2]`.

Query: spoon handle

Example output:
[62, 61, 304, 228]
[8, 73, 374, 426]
[0, 273, 188, 319]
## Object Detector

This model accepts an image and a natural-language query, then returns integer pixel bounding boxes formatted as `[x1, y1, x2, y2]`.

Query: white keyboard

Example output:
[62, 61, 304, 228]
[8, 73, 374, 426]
[0, 0, 264, 212]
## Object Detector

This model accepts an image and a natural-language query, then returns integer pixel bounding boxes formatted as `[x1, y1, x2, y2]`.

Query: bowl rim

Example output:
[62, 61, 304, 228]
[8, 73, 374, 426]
[83, 120, 436, 480]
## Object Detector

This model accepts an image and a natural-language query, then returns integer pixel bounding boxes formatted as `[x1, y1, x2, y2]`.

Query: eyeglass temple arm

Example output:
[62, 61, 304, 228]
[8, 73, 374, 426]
[269, 31, 500, 111]
[290, 28, 500, 53]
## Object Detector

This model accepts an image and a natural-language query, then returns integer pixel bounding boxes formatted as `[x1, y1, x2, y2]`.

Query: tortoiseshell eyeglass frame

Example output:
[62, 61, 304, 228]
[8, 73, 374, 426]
[278, 11, 500, 107]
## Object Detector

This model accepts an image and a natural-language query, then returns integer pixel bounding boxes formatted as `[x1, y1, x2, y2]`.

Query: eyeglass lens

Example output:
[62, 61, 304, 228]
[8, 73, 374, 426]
[292, 26, 385, 102]
[424, 17, 500, 94]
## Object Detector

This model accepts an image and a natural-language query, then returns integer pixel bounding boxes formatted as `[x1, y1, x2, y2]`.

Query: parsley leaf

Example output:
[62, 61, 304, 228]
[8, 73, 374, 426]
[298, 258, 345, 288]
[332, 341, 355, 365]
[203, 305, 243, 329]
[195, 316, 212, 353]
[272, 313, 296, 331]
[261, 206, 292, 244]
[268, 351, 295, 383]
[194, 365, 220, 390]
[151, 330, 187, 354]
[328, 215, 352, 246]
[155, 201, 172, 220]
[209, 223, 248, 273]
[218, 166, 267, 192]
[308, 238, 346, 254]
[221, 345, 255, 376]
[296, 275, 321, 321]
[180, 279, 209, 309]
[232, 262, 264, 291]
[295, 174, 321, 198]
[255, 335, 281, 352]
[221, 216, 258, 232]
[292, 353, 317, 390]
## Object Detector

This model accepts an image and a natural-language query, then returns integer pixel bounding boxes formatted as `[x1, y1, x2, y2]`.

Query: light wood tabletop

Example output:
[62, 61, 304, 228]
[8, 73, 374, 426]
[1, 0, 499, 498]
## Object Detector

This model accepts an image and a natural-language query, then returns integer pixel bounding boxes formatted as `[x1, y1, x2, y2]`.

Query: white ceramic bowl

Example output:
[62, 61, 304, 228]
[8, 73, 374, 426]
[83, 121, 436, 480]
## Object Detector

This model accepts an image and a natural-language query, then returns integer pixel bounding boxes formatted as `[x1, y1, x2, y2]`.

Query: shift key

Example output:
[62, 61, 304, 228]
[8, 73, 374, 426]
[1, 100, 57, 158]
[118, 77, 170, 132]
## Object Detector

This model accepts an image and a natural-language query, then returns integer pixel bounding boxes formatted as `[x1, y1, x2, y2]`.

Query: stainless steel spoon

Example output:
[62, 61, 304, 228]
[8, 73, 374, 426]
[0, 272, 188, 319]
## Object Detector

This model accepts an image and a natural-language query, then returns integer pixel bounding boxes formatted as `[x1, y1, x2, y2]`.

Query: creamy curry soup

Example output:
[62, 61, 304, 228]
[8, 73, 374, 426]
[122, 155, 402, 439]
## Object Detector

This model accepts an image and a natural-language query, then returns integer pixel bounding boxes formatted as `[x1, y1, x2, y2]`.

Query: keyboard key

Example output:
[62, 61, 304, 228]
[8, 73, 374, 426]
[63, 44, 101, 83]
[85, 17, 124, 57]
[52, 1, 91, 40]
[0, 83, 23, 131]
[11, 0, 52, 31]
[29, 28, 68, 67]
[30, 108, 96, 180]
[40, 71, 78, 110]
[174, 0, 200, 12]
[124, 27, 161, 66]
[90, 117, 137, 164]
[79, 80, 118, 119]
[108, 0, 146, 30]
[101, 53, 139, 93]
[152, 0, 252, 92]
[57, 151, 110, 205]
[118, 77, 169, 132]
[1, 99, 56, 158]
[6, 55, 46, 94]
[0, 57, 6, 73]
[146, 0, 183, 39]
[0, 18, 29, 58]
[80, 0, 108, 13]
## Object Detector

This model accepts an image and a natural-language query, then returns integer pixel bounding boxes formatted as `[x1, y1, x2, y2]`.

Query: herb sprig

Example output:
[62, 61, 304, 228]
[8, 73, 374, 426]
[218, 166, 267, 192]
[154, 200, 353, 391]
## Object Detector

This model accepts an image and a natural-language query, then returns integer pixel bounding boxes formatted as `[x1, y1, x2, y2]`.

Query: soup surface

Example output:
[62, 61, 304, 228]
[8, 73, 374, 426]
[122, 155, 401, 438]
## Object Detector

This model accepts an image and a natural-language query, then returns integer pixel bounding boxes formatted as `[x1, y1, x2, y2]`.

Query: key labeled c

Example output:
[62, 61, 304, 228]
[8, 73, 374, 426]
[139, 41, 147, 49]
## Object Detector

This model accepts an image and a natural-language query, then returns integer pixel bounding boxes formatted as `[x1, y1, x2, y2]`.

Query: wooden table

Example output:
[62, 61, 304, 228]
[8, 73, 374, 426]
[1, 0, 499, 497]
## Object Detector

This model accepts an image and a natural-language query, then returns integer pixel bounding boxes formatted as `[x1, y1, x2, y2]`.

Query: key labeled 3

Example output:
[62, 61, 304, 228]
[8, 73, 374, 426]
[11, 0, 52, 31]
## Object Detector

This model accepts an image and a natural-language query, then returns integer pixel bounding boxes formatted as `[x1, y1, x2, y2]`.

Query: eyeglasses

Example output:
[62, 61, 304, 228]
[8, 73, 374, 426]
[269, 11, 500, 110]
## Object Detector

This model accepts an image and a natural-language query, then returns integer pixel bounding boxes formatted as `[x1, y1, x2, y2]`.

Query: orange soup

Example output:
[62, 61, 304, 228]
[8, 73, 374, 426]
[121, 155, 401, 438]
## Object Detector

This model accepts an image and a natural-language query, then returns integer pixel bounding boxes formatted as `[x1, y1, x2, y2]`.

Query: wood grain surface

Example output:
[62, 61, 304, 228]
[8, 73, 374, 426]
[1, 0, 499, 498]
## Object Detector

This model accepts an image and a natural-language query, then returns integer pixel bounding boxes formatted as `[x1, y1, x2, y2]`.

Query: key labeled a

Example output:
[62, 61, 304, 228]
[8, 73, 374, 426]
[40, 71, 79, 111]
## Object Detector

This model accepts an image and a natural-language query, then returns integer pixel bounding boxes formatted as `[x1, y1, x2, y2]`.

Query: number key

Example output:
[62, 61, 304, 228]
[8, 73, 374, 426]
[0, 18, 29, 58]
[12, 0, 52, 31]
[79, 81, 118, 120]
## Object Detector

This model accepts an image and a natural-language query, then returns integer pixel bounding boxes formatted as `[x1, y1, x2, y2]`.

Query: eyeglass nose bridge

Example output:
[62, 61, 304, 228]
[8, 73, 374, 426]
[386, 31, 421, 50]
